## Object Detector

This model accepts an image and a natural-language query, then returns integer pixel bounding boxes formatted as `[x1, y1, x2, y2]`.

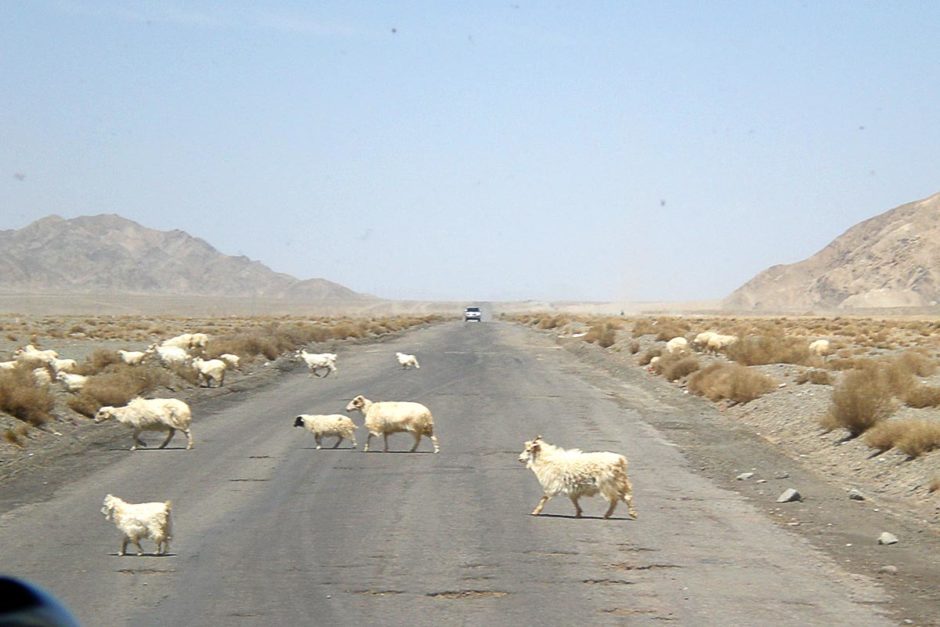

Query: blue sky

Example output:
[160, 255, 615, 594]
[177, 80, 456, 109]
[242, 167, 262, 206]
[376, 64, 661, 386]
[2, 1, 938, 302]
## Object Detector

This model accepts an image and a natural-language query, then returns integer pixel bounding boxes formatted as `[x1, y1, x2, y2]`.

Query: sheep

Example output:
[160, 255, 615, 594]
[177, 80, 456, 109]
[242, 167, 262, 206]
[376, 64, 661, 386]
[219, 353, 240, 369]
[56, 371, 88, 392]
[705, 333, 738, 354]
[345, 394, 439, 453]
[32, 367, 52, 385]
[0, 360, 17, 370]
[691, 331, 717, 351]
[518, 435, 636, 519]
[94, 397, 193, 451]
[146, 344, 190, 366]
[189, 333, 209, 350]
[293, 414, 358, 449]
[118, 350, 146, 366]
[49, 358, 78, 374]
[101, 494, 173, 556]
[665, 337, 688, 354]
[191, 357, 226, 388]
[297, 350, 337, 378]
[14, 344, 59, 364]
[809, 339, 831, 357]
[160, 334, 194, 350]
[395, 352, 420, 369]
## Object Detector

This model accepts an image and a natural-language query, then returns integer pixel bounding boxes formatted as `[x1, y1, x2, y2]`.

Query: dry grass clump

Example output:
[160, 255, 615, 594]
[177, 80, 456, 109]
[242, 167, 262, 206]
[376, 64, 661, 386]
[3, 423, 30, 447]
[584, 322, 618, 348]
[658, 354, 701, 382]
[864, 419, 940, 457]
[67, 365, 171, 418]
[630, 317, 689, 341]
[820, 365, 896, 437]
[929, 476, 940, 494]
[893, 350, 937, 377]
[687, 363, 776, 404]
[627, 340, 640, 354]
[536, 315, 570, 330]
[78, 349, 125, 375]
[905, 385, 940, 408]
[724, 334, 812, 366]
[0, 368, 55, 426]
[795, 369, 833, 385]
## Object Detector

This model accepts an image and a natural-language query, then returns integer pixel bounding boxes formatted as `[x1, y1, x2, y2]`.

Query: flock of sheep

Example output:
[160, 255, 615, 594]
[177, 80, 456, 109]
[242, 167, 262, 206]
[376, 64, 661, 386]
[5, 330, 639, 557]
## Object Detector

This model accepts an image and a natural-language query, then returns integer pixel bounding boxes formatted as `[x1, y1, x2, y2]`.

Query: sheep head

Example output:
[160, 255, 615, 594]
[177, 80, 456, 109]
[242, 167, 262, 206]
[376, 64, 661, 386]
[94, 407, 117, 424]
[345, 395, 367, 413]
[101, 494, 119, 519]
[293, 416, 306, 428]
[518, 435, 543, 465]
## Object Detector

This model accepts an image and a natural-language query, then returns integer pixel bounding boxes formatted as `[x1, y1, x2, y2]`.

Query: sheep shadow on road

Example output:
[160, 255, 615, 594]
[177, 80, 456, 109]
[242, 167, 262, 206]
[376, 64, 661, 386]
[532, 513, 636, 521]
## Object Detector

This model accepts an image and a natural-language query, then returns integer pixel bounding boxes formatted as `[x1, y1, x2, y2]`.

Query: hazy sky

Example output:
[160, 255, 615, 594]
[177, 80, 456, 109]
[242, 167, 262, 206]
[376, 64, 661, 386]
[2, 1, 939, 302]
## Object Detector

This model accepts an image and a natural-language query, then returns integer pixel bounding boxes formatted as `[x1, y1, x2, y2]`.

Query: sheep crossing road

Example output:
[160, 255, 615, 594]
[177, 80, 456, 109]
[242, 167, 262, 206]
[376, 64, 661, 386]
[0, 322, 894, 626]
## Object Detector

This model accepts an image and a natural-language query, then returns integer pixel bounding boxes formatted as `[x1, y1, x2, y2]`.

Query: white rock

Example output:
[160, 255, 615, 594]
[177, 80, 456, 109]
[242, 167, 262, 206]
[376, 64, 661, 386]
[736, 472, 755, 481]
[878, 532, 898, 545]
[777, 488, 802, 503]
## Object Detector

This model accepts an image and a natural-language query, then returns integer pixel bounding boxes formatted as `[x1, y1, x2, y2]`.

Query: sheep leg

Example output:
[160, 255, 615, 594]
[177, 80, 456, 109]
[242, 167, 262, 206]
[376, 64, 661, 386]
[430, 434, 440, 454]
[350, 434, 358, 448]
[364, 433, 373, 452]
[623, 490, 638, 520]
[603, 498, 618, 519]
[134, 539, 144, 556]
[315, 434, 322, 450]
[183, 429, 194, 450]
[570, 495, 584, 518]
[383, 433, 390, 452]
[119, 537, 128, 556]
[332, 436, 343, 449]
[531, 495, 550, 516]
[409, 432, 422, 452]
[158, 428, 176, 449]
[131, 429, 146, 450]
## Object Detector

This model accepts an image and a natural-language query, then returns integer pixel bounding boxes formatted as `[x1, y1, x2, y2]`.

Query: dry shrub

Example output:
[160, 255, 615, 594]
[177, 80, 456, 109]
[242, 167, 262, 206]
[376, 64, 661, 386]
[820, 366, 896, 437]
[631, 319, 658, 337]
[828, 357, 865, 371]
[68, 365, 171, 417]
[78, 349, 124, 375]
[661, 355, 701, 382]
[627, 340, 640, 354]
[724, 334, 811, 366]
[687, 363, 775, 404]
[536, 315, 567, 330]
[795, 369, 832, 385]
[0, 368, 55, 425]
[904, 385, 940, 408]
[929, 476, 940, 494]
[638, 348, 662, 366]
[893, 350, 937, 377]
[584, 322, 617, 348]
[864, 419, 940, 457]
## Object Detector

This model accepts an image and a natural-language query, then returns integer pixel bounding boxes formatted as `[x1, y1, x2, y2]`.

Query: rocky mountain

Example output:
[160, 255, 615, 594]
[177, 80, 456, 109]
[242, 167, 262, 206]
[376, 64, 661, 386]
[0, 214, 365, 300]
[725, 192, 940, 310]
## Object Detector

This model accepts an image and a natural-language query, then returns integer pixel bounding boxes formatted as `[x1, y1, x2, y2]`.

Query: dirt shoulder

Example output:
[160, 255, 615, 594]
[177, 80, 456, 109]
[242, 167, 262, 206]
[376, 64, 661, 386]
[540, 331, 940, 627]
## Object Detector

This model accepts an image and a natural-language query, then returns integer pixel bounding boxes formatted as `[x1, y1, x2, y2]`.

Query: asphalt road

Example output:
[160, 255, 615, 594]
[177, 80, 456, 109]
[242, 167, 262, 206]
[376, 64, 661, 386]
[0, 322, 892, 625]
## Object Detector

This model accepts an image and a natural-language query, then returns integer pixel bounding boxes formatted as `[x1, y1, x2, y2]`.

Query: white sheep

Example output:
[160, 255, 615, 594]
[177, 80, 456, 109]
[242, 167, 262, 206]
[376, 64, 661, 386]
[94, 397, 194, 451]
[518, 435, 637, 519]
[191, 357, 226, 388]
[345, 394, 439, 453]
[0, 360, 17, 370]
[665, 337, 688, 354]
[691, 331, 717, 351]
[56, 371, 88, 392]
[808, 339, 831, 357]
[32, 367, 52, 386]
[118, 350, 146, 366]
[219, 353, 240, 369]
[49, 358, 78, 374]
[101, 494, 172, 556]
[293, 414, 358, 449]
[160, 334, 194, 350]
[146, 344, 190, 366]
[705, 333, 738, 354]
[297, 350, 337, 378]
[14, 344, 59, 364]
[395, 352, 420, 369]
[189, 333, 209, 349]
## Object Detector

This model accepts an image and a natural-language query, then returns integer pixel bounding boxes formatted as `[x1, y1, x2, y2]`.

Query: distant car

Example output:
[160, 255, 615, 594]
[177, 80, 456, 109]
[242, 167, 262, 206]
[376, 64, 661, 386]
[464, 307, 482, 322]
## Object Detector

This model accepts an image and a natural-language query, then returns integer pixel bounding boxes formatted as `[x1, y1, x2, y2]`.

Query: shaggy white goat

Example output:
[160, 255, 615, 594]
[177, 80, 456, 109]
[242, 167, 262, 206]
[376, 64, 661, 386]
[118, 350, 146, 366]
[691, 331, 717, 351]
[49, 358, 78, 374]
[147, 344, 190, 366]
[395, 352, 420, 369]
[14, 344, 59, 364]
[32, 367, 52, 385]
[101, 494, 173, 556]
[293, 414, 358, 449]
[219, 353, 240, 369]
[665, 337, 688, 354]
[189, 333, 209, 349]
[160, 334, 194, 350]
[94, 397, 194, 451]
[345, 394, 439, 453]
[808, 339, 831, 357]
[56, 371, 88, 392]
[191, 357, 226, 388]
[298, 350, 337, 378]
[518, 435, 636, 519]
[705, 333, 738, 354]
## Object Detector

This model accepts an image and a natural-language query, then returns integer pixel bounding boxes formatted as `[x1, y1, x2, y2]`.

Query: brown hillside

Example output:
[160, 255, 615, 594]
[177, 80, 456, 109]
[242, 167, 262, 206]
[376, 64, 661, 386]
[725, 192, 940, 310]
[0, 214, 365, 301]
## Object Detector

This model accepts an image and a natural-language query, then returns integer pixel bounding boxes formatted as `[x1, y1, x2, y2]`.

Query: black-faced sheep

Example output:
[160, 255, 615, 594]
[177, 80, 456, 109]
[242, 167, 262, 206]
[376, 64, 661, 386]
[101, 494, 173, 556]
[94, 397, 194, 451]
[345, 394, 439, 453]
[518, 435, 636, 519]
[293, 414, 358, 449]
